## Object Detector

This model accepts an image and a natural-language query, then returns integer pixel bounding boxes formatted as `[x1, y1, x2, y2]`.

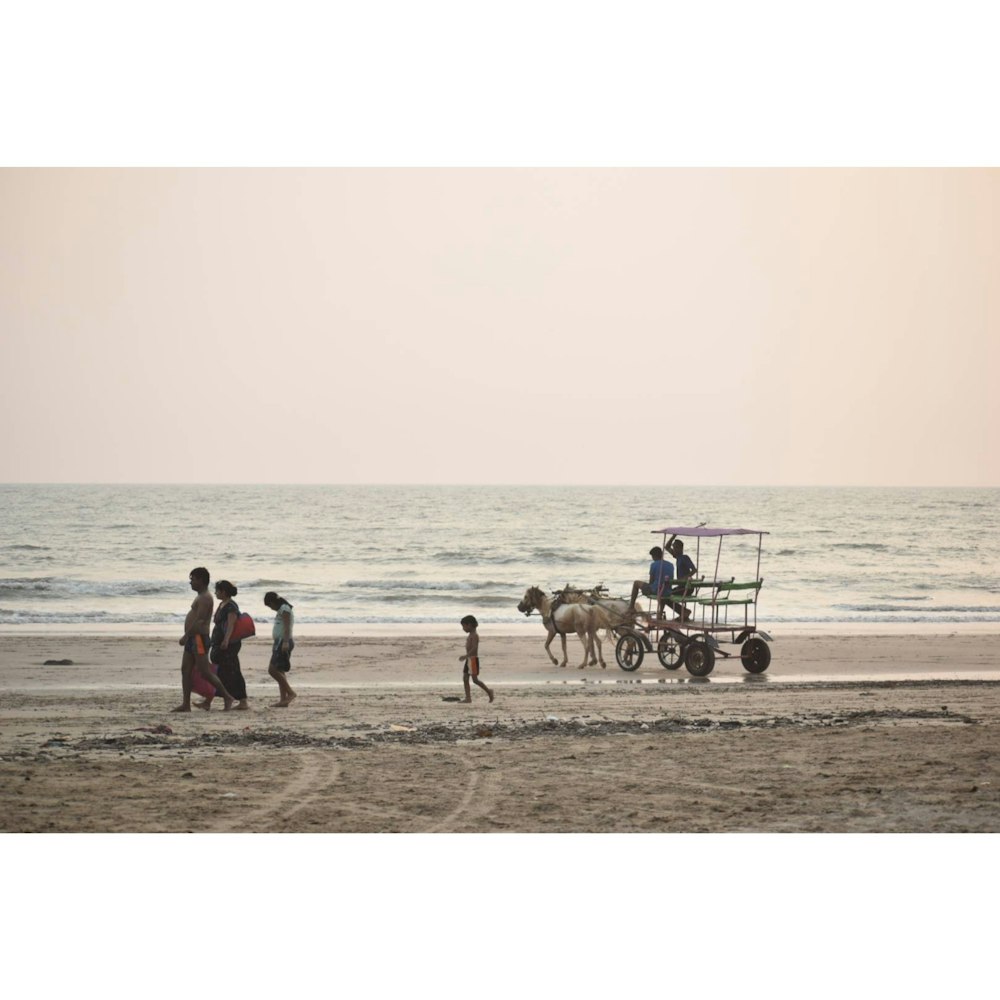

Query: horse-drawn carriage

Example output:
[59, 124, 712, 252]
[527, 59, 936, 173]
[613, 525, 772, 677]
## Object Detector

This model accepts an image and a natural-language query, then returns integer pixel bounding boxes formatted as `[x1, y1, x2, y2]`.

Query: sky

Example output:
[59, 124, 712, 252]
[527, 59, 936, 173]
[2, 167, 997, 486]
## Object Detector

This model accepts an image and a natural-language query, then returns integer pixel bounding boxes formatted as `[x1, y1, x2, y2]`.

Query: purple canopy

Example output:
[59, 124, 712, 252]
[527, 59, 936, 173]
[651, 526, 769, 537]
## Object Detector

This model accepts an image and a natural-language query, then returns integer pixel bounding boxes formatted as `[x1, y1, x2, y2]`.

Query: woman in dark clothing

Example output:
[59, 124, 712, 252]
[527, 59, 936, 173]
[210, 580, 249, 710]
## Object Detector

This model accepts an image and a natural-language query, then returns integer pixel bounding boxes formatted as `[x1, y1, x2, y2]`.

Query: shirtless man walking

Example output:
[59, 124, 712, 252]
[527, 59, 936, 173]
[173, 566, 234, 712]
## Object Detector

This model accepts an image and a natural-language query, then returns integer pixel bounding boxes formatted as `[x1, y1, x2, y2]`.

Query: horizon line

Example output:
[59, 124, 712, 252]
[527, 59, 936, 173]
[2, 482, 997, 490]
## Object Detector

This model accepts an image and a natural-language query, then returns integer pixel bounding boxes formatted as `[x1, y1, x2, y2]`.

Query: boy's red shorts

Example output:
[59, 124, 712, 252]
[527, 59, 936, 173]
[464, 656, 480, 678]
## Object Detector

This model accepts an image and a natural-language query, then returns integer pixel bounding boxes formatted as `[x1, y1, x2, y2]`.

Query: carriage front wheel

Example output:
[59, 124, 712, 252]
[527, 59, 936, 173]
[684, 639, 715, 677]
[615, 633, 645, 672]
[740, 637, 771, 673]
[657, 634, 683, 669]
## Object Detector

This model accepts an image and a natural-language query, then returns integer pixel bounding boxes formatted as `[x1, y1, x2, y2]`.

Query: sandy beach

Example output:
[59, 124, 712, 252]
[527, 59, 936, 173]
[2, 630, 998, 833]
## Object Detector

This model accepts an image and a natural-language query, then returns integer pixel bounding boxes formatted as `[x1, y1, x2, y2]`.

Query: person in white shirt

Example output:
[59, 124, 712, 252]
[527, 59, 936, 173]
[264, 591, 297, 707]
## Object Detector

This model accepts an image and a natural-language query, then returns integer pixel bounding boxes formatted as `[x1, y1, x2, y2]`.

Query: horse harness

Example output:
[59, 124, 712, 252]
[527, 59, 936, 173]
[546, 592, 566, 636]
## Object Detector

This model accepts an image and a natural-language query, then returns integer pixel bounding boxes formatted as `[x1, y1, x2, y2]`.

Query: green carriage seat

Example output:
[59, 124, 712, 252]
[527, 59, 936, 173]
[648, 575, 708, 625]
[710, 579, 763, 606]
[701, 578, 763, 628]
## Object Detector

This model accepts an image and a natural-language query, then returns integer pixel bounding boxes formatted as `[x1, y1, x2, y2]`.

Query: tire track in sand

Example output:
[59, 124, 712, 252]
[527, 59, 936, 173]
[420, 756, 501, 832]
[212, 751, 339, 832]
[214, 750, 502, 833]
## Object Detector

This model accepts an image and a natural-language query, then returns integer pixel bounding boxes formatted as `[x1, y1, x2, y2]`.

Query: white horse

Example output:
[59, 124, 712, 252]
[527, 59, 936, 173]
[556, 584, 641, 628]
[517, 586, 611, 669]
[553, 585, 642, 637]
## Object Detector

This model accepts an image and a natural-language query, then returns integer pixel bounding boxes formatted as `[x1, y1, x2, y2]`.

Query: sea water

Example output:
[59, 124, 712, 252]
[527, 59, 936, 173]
[0, 484, 998, 631]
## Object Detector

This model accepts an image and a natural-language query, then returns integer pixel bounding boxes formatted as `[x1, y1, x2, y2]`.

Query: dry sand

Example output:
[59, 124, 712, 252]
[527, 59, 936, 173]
[2, 631, 999, 832]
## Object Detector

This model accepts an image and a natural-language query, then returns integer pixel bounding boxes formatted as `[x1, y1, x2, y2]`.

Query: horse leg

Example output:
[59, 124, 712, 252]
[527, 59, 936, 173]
[576, 627, 591, 669]
[591, 625, 605, 668]
[544, 628, 560, 666]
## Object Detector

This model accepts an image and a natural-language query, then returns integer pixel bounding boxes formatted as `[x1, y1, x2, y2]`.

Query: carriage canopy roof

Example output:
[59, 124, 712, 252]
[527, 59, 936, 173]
[651, 526, 769, 537]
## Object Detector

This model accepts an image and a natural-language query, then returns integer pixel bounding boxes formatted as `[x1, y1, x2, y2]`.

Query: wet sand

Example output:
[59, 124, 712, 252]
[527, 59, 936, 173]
[2, 632, 999, 832]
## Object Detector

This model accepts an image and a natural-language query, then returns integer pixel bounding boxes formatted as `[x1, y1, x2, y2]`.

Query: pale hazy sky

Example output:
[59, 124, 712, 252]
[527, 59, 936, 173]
[2, 168, 997, 486]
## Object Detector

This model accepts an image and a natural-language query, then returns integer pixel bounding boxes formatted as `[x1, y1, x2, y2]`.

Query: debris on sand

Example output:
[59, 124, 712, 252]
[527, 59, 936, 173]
[44, 659, 74, 666]
[54, 706, 977, 758]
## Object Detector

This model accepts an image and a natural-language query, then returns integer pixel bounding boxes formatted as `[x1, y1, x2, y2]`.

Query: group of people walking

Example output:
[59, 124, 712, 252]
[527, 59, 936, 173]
[174, 566, 297, 712]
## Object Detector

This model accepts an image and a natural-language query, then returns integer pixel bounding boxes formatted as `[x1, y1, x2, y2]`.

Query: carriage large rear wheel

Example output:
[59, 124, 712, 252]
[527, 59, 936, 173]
[740, 637, 771, 673]
[684, 638, 715, 677]
[657, 634, 683, 669]
[615, 633, 645, 672]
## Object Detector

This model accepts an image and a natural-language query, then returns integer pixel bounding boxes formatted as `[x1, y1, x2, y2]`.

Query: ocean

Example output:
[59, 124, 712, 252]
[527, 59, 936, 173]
[1, 484, 998, 632]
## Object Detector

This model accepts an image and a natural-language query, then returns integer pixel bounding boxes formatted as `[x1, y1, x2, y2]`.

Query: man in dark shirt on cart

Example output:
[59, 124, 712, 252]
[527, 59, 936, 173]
[664, 535, 698, 621]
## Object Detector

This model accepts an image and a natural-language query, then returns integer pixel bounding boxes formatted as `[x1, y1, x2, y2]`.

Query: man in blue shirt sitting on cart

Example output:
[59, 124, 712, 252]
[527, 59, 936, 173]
[627, 546, 674, 617]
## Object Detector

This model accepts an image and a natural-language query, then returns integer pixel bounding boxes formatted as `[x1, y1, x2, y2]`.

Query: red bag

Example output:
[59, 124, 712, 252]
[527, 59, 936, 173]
[231, 612, 256, 641]
[191, 662, 219, 699]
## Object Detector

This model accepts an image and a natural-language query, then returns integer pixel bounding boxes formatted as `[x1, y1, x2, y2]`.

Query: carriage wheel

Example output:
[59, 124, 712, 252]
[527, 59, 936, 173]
[615, 633, 645, 672]
[657, 634, 683, 670]
[684, 638, 715, 677]
[740, 637, 771, 674]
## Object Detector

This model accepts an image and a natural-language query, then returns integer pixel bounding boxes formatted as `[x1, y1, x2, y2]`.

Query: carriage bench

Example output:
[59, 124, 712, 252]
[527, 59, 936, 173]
[697, 579, 763, 629]
[705, 579, 763, 606]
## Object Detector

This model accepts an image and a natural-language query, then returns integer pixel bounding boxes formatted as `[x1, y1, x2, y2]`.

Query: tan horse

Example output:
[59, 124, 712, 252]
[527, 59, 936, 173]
[554, 585, 642, 638]
[517, 586, 611, 669]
